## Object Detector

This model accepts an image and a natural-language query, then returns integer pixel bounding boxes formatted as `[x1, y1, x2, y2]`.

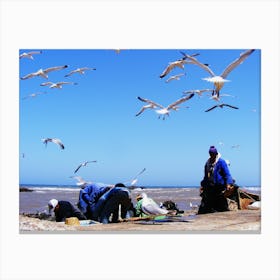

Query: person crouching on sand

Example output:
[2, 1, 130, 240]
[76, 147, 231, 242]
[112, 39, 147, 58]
[48, 199, 87, 222]
[198, 145, 234, 214]
[89, 183, 134, 224]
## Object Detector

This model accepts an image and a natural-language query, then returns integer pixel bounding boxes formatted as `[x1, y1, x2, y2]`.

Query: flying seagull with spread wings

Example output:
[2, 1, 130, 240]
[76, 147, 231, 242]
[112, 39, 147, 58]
[40, 81, 78, 89]
[182, 88, 213, 97]
[74, 160, 97, 173]
[205, 103, 239, 112]
[42, 138, 65, 149]
[159, 52, 200, 79]
[180, 49, 255, 97]
[22, 92, 47, 100]
[69, 176, 92, 187]
[19, 51, 42, 60]
[165, 73, 186, 83]
[136, 94, 194, 120]
[20, 65, 68, 80]
[124, 168, 146, 186]
[64, 67, 96, 77]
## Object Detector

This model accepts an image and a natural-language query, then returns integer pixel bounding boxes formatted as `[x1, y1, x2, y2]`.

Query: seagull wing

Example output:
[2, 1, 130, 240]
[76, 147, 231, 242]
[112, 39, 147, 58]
[43, 65, 68, 73]
[221, 49, 255, 78]
[40, 82, 53, 86]
[205, 105, 219, 112]
[159, 64, 174, 78]
[135, 106, 150, 116]
[74, 164, 83, 173]
[27, 51, 42, 55]
[51, 138, 65, 149]
[223, 104, 239, 110]
[64, 70, 77, 77]
[181, 53, 215, 77]
[20, 72, 36, 80]
[167, 93, 194, 109]
[81, 67, 96, 71]
[56, 81, 74, 86]
[137, 97, 164, 108]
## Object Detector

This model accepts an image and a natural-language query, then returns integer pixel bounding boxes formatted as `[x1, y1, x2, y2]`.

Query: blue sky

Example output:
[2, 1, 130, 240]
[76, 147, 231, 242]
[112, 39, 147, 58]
[19, 49, 260, 187]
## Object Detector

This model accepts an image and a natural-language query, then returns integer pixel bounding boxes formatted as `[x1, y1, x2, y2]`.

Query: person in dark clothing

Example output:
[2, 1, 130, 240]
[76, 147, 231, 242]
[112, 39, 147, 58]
[77, 183, 111, 218]
[198, 146, 234, 214]
[48, 199, 87, 222]
[90, 183, 134, 224]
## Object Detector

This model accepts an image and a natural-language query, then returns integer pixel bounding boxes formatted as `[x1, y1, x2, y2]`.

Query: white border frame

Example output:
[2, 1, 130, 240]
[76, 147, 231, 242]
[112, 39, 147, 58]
[1, 0, 279, 279]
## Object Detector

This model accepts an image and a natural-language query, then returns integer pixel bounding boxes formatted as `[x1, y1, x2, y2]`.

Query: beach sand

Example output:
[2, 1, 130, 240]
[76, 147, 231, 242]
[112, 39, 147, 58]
[19, 209, 261, 233]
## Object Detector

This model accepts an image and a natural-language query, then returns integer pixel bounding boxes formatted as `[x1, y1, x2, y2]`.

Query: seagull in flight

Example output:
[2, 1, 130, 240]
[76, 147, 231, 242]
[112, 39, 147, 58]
[159, 52, 200, 78]
[42, 138, 65, 149]
[124, 168, 146, 186]
[180, 49, 255, 97]
[64, 67, 96, 77]
[69, 176, 92, 187]
[208, 92, 236, 102]
[205, 103, 239, 112]
[22, 92, 47, 100]
[74, 160, 97, 173]
[182, 88, 213, 97]
[165, 73, 186, 83]
[20, 65, 68, 80]
[19, 51, 42, 60]
[40, 81, 78, 89]
[136, 94, 194, 120]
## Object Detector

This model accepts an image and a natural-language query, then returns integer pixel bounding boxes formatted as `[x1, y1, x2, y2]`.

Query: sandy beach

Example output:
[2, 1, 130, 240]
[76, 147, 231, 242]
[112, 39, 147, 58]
[19, 208, 261, 233]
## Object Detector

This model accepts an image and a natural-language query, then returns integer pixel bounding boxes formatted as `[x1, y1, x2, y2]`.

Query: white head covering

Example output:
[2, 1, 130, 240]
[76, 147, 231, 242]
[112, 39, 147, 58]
[48, 199, 58, 213]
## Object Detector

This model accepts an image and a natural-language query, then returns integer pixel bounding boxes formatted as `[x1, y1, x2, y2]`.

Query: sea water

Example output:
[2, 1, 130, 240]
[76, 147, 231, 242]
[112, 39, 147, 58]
[19, 184, 261, 214]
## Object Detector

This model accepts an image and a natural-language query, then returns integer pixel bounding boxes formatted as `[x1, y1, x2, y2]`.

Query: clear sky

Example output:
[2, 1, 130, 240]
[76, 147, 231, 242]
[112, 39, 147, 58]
[19, 49, 260, 187]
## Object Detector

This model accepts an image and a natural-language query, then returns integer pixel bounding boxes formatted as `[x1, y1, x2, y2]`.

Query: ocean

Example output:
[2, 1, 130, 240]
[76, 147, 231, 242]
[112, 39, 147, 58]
[19, 184, 261, 215]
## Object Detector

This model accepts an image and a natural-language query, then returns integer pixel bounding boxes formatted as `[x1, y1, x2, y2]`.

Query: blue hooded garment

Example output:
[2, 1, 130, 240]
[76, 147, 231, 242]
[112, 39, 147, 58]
[78, 183, 110, 214]
[204, 157, 233, 186]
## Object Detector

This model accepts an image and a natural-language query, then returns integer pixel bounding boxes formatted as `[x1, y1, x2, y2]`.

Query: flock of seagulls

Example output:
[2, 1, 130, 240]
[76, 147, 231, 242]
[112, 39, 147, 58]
[136, 49, 255, 119]
[21, 49, 255, 193]
[180, 49, 255, 98]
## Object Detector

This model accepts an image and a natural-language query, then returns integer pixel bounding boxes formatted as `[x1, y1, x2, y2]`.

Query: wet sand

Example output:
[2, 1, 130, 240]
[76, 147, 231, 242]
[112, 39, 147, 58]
[19, 209, 261, 233]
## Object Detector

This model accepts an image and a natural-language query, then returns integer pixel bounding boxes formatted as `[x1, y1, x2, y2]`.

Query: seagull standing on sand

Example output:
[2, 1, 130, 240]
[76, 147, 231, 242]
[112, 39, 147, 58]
[136, 94, 194, 120]
[140, 193, 169, 215]
[74, 160, 97, 173]
[205, 103, 239, 112]
[20, 65, 68, 80]
[40, 81, 78, 89]
[19, 51, 42, 60]
[64, 67, 96, 77]
[180, 49, 255, 97]
[42, 138, 65, 149]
